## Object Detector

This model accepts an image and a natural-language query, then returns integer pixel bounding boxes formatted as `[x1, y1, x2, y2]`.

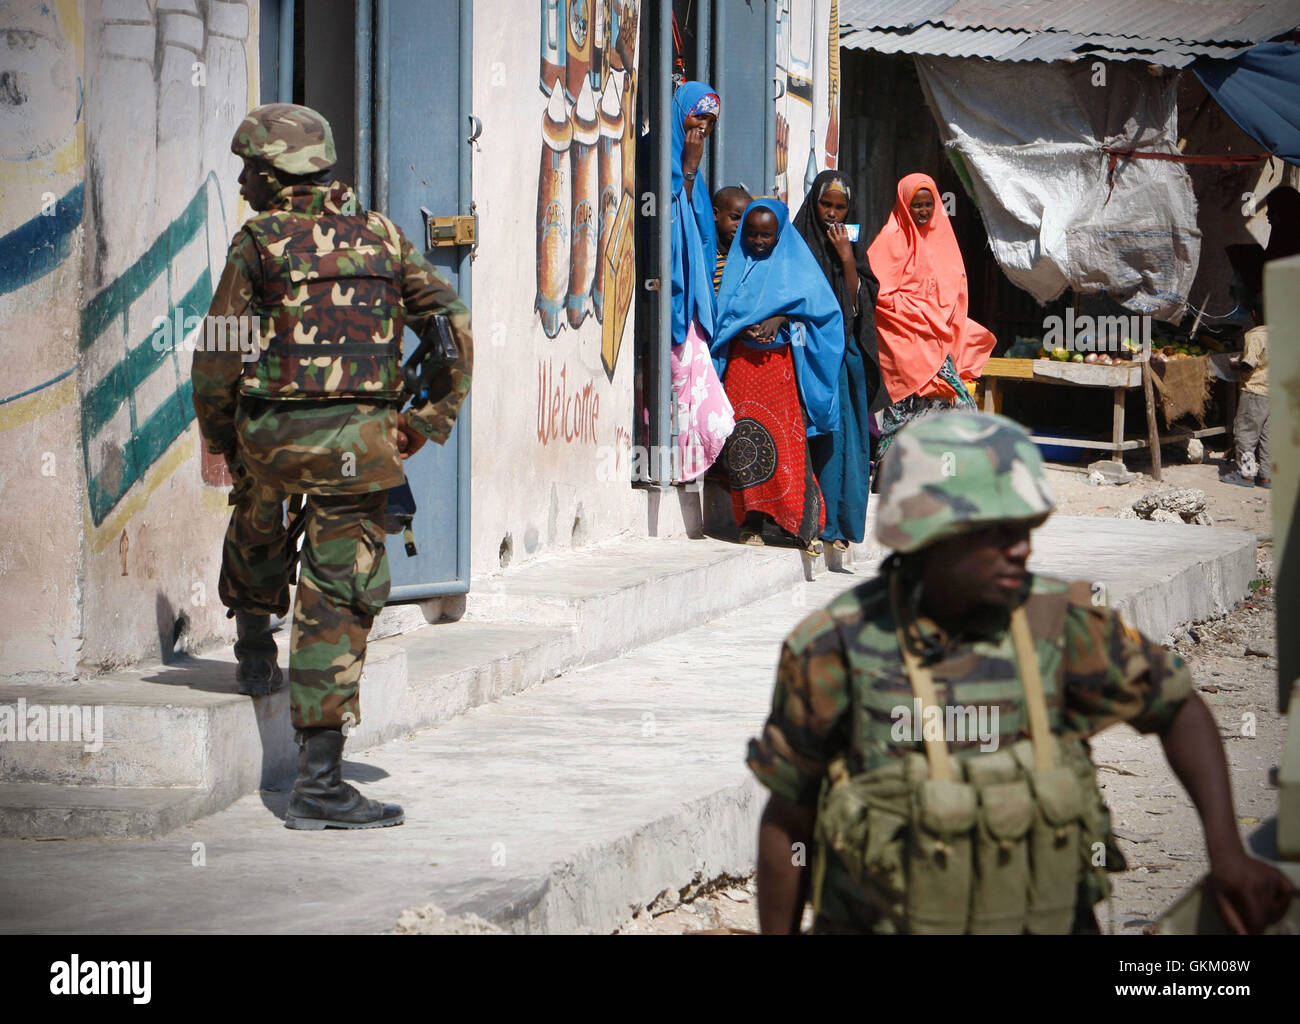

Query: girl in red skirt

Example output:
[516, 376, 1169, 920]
[710, 199, 846, 555]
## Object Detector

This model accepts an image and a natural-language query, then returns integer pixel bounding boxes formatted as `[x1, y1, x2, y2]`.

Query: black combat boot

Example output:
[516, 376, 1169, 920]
[284, 726, 405, 830]
[233, 611, 283, 696]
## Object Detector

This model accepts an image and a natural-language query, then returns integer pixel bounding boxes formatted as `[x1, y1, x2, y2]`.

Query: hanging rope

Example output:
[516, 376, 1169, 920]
[1102, 147, 1267, 200]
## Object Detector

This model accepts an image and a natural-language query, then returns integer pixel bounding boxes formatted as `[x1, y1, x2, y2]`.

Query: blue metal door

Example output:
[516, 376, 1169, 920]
[376, 0, 473, 599]
[259, 0, 471, 600]
[712, 0, 776, 197]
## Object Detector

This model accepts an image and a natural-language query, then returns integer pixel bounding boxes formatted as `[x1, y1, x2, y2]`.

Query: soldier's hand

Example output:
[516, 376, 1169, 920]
[1207, 852, 1296, 934]
[396, 413, 428, 460]
[224, 451, 248, 484]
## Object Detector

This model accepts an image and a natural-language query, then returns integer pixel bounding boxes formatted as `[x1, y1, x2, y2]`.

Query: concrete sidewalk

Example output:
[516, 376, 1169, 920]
[0, 518, 1257, 933]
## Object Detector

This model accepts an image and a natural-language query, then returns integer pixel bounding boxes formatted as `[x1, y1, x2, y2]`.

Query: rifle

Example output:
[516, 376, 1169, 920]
[383, 314, 461, 557]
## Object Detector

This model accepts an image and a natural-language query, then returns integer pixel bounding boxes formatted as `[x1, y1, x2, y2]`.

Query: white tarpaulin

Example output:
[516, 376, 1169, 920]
[916, 56, 1200, 322]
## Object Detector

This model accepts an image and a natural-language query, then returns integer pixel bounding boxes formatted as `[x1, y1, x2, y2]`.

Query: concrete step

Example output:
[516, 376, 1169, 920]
[0, 782, 211, 841]
[460, 536, 830, 664]
[0, 538, 834, 839]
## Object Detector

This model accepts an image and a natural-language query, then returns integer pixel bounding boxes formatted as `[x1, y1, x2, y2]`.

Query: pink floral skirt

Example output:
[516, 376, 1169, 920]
[671, 320, 735, 482]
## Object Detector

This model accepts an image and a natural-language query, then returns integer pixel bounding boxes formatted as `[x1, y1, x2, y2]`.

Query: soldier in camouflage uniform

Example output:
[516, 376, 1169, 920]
[192, 104, 472, 830]
[749, 411, 1294, 933]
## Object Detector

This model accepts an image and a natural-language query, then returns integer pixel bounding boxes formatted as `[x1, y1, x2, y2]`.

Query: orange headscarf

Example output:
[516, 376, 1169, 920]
[867, 173, 996, 403]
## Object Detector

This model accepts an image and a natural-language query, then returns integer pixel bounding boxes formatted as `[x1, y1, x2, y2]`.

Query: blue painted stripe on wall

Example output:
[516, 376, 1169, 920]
[0, 365, 76, 406]
[0, 183, 85, 297]
[80, 185, 209, 349]
[80, 271, 214, 441]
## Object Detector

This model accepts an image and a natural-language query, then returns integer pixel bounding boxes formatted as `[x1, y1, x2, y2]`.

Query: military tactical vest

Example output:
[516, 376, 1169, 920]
[812, 572, 1122, 934]
[240, 189, 405, 401]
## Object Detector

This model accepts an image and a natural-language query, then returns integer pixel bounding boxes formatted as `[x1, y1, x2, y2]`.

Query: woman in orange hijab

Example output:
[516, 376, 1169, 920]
[867, 172, 996, 462]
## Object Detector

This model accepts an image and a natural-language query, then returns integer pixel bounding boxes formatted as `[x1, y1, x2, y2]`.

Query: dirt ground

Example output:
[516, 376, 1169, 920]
[1043, 443, 1273, 545]
[619, 443, 1282, 935]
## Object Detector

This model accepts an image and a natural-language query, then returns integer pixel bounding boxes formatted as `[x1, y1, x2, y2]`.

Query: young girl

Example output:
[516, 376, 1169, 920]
[792, 171, 883, 550]
[711, 199, 845, 554]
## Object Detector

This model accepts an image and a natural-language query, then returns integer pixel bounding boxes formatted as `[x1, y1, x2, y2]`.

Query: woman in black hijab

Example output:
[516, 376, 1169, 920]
[792, 170, 883, 549]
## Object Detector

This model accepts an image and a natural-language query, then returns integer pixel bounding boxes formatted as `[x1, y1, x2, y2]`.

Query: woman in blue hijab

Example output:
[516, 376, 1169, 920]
[711, 198, 845, 554]
[669, 81, 735, 482]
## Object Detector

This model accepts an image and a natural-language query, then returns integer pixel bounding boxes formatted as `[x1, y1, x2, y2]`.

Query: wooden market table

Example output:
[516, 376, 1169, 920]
[979, 357, 1229, 480]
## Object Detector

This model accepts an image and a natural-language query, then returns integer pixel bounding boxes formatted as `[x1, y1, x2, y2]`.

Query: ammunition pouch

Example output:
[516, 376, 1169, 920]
[816, 735, 1113, 934]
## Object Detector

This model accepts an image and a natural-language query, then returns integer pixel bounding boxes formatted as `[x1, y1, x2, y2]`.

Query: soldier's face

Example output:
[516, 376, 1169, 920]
[922, 523, 1034, 615]
[239, 158, 280, 211]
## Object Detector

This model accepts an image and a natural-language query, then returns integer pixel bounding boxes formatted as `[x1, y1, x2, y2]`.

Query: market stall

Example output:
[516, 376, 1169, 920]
[980, 350, 1233, 481]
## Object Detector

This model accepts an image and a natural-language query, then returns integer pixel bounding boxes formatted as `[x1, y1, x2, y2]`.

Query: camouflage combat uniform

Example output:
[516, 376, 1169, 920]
[747, 412, 1193, 933]
[192, 105, 472, 731]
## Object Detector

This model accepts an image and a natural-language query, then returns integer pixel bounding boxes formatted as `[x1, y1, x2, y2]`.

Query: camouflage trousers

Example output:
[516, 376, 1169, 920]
[219, 469, 390, 729]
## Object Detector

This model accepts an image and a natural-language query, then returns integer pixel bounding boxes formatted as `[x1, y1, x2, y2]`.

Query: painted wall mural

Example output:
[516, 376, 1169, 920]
[775, 0, 838, 209]
[79, 173, 229, 524]
[535, 0, 639, 381]
[80, 0, 252, 524]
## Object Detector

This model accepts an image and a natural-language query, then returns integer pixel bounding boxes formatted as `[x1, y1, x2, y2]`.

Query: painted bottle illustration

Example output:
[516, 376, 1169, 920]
[609, 0, 623, 69]
[591, 0, 610, 92]
[566, 0, 593, 105]
[593, 75, 623, 322]
[825, 0, 840, 168]
[541, 0, 567, 93]
[803, 129, 818, 198]
[567, 76, 600, 329]
[536, 79, 572, 338]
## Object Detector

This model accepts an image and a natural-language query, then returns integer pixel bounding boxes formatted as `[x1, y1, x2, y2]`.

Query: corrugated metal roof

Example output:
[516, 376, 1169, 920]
[839, 0, 1300, 63]
[936, 0, 1297, 44]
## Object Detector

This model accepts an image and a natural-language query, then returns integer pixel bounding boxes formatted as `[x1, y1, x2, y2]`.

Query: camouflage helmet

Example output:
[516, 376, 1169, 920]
[875, 411, 1056, 553]
[230, 103, 336, 176]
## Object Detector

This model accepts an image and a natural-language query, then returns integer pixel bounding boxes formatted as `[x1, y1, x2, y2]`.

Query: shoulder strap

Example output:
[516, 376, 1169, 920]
[1010, 605, 1056, 772]
[889, 573, 953, 782]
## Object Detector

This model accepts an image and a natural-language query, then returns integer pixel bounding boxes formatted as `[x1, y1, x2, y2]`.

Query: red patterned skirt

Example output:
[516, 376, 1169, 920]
[721, 341, 826, 546]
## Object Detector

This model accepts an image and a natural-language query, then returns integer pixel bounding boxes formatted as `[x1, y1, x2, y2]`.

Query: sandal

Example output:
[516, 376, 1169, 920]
[739, 530, 765, 546]
[832, 539, 850, 552]
[804, 539, 824, 557]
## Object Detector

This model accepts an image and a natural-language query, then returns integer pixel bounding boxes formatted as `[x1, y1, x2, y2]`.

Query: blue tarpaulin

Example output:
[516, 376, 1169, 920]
[1194, 42, 1300, 167]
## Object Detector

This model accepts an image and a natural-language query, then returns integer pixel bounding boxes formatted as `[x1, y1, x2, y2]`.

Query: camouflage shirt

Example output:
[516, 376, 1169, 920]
[747, 567, 1194, 929]
[192, 181, 472, 493]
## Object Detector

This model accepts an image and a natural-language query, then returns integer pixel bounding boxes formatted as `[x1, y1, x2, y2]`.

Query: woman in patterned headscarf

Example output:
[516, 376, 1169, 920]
[867, 173, 995, 465]
[669, 81, 734, 482]
[792, 170, 882, 550]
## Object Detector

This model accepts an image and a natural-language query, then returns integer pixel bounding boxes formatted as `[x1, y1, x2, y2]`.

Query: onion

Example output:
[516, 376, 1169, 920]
[1084, 353, 1099, 363]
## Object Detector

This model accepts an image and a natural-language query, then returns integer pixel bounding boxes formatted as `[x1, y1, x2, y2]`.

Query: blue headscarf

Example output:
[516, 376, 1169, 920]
[711, 198, 845, 436]
[671, 81, 720, 343]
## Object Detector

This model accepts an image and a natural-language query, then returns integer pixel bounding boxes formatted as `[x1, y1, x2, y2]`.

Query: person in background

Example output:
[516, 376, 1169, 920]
[793, 170, 883, 552]
[1224, 294, 1269, 489]
[713, 185, 752, 292]
[867, 173, 995, 466]
[669, 81, 735, 483]
[711, 199, 844, 556]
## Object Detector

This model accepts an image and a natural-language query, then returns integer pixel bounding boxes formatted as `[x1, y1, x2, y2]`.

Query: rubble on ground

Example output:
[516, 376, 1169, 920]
[391, 903, 505, 935]
[1122, 487, 1211, 525]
